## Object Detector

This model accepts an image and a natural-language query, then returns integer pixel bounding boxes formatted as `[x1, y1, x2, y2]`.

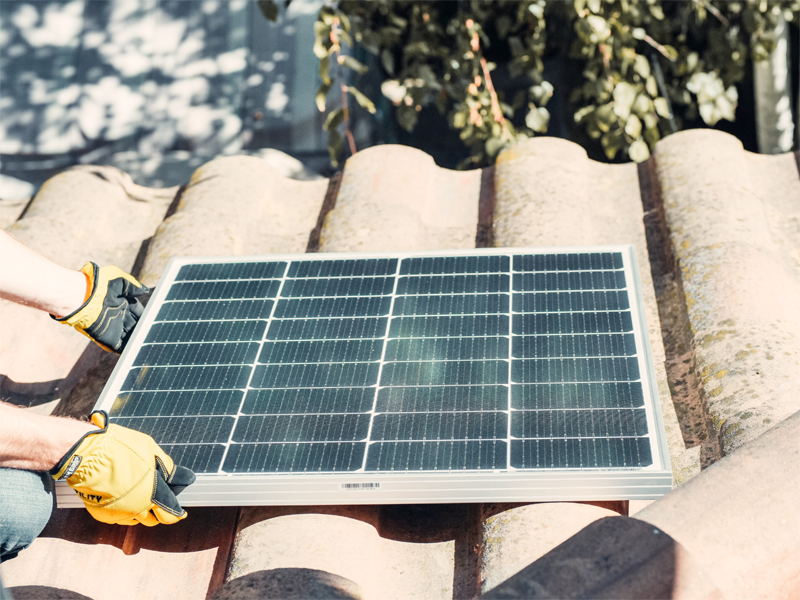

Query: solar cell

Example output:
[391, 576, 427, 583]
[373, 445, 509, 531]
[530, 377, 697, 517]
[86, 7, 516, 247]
[57, 246, 672, 507]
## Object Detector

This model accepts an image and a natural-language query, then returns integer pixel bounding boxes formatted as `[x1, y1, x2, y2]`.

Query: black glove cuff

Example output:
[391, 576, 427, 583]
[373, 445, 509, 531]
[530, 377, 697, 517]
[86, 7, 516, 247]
[49, 410, 109, 478]
[51, 262, 99, 323]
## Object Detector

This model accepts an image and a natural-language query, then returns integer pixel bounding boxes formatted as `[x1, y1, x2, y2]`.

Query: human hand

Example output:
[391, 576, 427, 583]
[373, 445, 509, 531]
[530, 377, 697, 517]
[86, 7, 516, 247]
[51, 411, 196, 526]
[53, 262, 149, 353]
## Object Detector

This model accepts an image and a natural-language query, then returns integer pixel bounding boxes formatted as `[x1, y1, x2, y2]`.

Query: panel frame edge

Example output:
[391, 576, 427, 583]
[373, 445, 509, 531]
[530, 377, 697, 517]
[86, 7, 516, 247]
[56, 246, 674, 507]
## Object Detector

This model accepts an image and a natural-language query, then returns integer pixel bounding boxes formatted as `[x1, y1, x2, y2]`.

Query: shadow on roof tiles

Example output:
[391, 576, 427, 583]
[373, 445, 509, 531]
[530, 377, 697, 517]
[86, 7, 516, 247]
[38, 506, 237, 556]
[212, 568, 363, 600]
[6, 587, 93, 600]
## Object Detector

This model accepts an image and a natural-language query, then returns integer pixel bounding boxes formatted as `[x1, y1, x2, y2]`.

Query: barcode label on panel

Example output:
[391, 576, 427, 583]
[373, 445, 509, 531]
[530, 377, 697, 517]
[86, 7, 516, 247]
[341, 483, 381, 491]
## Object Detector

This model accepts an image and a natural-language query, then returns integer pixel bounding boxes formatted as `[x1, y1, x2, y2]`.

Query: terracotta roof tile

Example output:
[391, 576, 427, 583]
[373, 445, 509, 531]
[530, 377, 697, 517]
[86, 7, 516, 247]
[656, 131, 800, 455]
[0, 167, 172, 412]
[319, 145, 481, 253]
[2, 131, 799, 598]
[139, 155, 329, 287]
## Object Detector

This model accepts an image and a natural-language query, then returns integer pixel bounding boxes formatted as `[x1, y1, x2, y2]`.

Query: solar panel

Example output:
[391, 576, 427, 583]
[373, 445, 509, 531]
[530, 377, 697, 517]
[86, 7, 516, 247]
[56, 246, 672, 507]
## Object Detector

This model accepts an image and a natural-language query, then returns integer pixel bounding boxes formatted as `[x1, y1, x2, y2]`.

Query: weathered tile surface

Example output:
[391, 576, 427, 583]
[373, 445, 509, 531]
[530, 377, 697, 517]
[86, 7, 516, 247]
[483, 516, 722, 600]
[2, 136, 800, 600]
[656, 131, 800, 454]
[319, 145, 481, 252]
[0, 506, 237, 600]
[636, 409, 800, 600]
[0, 167, 173, 414]
[1, 155, 327, 600]
[481, 502, 621, 592]
[140, 155, 328, 287]
[481, 138, 692, 594]
[0, 197, 28, 229]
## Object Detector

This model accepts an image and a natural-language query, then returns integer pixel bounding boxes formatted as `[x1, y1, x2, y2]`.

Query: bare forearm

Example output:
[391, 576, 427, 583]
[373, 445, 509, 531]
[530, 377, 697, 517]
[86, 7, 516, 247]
[0, 402, 97, 471]
[0, 229, 87, 318]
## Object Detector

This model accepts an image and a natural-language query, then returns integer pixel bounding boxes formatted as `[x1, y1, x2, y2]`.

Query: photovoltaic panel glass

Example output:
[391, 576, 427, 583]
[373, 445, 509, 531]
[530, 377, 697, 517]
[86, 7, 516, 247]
[107, 251, 658, 477]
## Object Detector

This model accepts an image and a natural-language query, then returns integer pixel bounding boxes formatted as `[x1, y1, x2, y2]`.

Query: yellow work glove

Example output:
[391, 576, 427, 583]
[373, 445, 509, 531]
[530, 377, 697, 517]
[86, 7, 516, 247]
[50, 411, 196, 526]
[53, 262, 149, 353]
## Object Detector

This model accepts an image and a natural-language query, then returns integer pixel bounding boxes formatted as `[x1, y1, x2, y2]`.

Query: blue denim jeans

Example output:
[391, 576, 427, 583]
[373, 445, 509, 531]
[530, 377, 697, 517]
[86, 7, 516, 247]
[0, 468, 53, 563]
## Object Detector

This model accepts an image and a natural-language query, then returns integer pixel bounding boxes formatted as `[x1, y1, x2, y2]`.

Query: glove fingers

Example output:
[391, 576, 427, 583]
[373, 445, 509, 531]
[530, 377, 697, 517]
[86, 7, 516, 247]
[134, 511, 161, 527]
[151, 505, 188, 525]
[122, 301, 139, 332]
[89, 411, 108, 429]
[167, 465, 197, 496]
[129, 282, 150, 298]
[152, 462, 187, 519]
[128, 295, 145, 320]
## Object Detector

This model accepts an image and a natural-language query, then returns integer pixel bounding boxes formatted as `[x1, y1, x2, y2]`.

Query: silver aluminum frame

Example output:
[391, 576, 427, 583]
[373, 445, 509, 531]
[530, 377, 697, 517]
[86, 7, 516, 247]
[56, 245, 672, 507]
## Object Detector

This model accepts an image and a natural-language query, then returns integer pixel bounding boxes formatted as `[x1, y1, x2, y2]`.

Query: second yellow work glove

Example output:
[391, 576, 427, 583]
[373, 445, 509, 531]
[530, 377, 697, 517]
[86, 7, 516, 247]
[53, 262, 149, 353]
[50, 411, 196, 526]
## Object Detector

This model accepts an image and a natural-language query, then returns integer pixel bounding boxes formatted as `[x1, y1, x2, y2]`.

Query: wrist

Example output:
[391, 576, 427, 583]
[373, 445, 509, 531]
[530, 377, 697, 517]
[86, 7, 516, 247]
[0, 402, 99, 472]
[47, 419, 99, 471]
[50, 268, 91, 319]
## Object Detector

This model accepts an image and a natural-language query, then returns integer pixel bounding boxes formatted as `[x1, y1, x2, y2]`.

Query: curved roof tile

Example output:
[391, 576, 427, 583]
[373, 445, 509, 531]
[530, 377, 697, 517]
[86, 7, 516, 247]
[655, 130, 800, 455]
[320, 144, 481, 252]
[3, 136, 799, 599]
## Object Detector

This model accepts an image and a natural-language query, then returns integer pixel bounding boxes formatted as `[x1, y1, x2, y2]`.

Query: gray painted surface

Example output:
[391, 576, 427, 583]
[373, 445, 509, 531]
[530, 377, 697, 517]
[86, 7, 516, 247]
[0, 0, 331, 193]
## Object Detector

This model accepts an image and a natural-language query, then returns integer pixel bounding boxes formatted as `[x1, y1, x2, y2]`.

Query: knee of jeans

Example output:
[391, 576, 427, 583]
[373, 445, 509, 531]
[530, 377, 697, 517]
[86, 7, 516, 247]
[0, 470, 54, 560]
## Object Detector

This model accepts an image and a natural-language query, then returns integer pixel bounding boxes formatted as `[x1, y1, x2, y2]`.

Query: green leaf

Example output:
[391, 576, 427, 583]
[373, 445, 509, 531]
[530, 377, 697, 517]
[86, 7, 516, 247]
[339, 55, 368, 75]
[327, 129, 343, 167]
[525, 106, 550, 132]
[528, 3, 544, 19]
[257, 0, 279, 22]
[496, 15, 513, 38]
[654, 97, 671, 118]
[417, 64, 440, 89]
[338, 29, 353, 47]
[612, 82, 637, 119]
[388, 13, 407, 29]
[530, 81, 554, 106]
[586, 120, 602, 139]
[601, 130, 623, 159]
[405, 41, 431, 57]
[381, 80, 406, 103]
[634, 55, 650, 78]
[381, 49, 395, 75]
[586, 15, 610, 41]
[348, 86, 376, 113]
[319, 55, 331, 85]
[662, 45, 679, 61]
[625, 114, 642, 138]
[323, 107, 344, 132]
[573, 104, 595, 122]
[485, 137, 507, 157]
[628, 139, 650, 162]
[315, 82, 331, 112]
[633, 94, 652, 116]
[320, 10, 337, 26]
[595, 103, 615, 131]
[646, 75, 658, 97]
[644, 126, 660, 147]
[313, 23, 330, 59]
[397, 106, 418, 131]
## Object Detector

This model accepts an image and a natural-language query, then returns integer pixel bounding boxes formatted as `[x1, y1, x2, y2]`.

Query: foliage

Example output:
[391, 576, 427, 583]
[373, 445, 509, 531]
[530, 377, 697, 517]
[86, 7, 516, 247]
[261, 0, 799, 167]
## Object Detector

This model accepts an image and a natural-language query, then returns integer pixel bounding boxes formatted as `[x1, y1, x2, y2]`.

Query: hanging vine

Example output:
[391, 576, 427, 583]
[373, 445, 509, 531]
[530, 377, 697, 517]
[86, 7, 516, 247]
[261, 0, 799, 167]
